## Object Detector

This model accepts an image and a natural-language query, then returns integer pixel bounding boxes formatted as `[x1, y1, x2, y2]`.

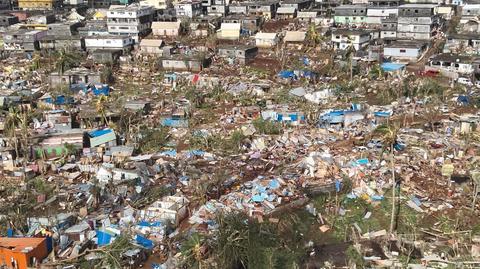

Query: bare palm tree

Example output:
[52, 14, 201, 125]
[374, 123, 400, 234]
[95, 95, 110, 125]
[344, 43, 356, 81]
[4, 107, 21, 161]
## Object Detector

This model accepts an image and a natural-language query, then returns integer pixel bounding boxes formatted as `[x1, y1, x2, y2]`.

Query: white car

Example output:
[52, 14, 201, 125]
[457, 77, 473, 86]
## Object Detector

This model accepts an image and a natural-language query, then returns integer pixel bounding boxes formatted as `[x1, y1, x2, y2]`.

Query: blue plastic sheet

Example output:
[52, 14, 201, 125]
[380, 62, 405, 72]
[335, 180, 342, 192]
[97, 230, 112, 246]
[136, 234, 154, 249]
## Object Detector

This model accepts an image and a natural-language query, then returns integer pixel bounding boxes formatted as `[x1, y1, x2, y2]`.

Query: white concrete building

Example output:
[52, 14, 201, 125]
[366, 7, 398, 25]
[331, 29, 376, 51]
[107, 4, 154, 42]
[84, 35, 134, 50]
[255, 32, 280, 48]
[140, 0, 172, 9]
[174, 0, 202, 18]
[383, 41, 427, 61]
[151, 21, 181, 36]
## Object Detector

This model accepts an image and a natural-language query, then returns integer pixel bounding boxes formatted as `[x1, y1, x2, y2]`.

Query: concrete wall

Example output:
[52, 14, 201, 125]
[334, 15, 366, 24]
[397, 16, 433, 24]
[397, 31, 430, 40]
[384, 47, 421, 59]
[397, 23, 431, 33]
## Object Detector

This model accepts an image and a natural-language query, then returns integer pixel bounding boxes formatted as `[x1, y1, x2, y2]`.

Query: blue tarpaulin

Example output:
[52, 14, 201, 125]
[269, 179, 280, 189]
[394, 142, 406, 151]
[351, 103, 361, 111]
[457, 95, 470, 105]
[92, 85, 110, 96]
[302, 57, 310, 65]
[381, 63, 405, 72]
[374, 111, 392, 117]
[278, 70, 296, 79]
[138, 221, 162, 227]
[335, 180, 342, 192]
[136, 234, 154, 249]
[160, 150, 177, 157]
[161, 118, 188, 128]
[187, 150, 205, 158]
[97, 230, 113, 246]
[41, 95, 75, 105]
[46, 236, 53, 252]
[356, 158, 369, 165]
[89, 128, 113, 137]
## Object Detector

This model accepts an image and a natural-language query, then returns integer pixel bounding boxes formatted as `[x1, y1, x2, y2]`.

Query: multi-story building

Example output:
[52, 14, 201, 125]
[334, 5, 367, 26]
[0, 15, 19, 27]
[246, 1, 279, 19]
[367, 0, 399, 6]
[223, 15, 262, 33]
[140, 0, 172, 10]
[460, 4, 480, 24]
[2, 29, 47, 51]
[397, 4, 440, 40]
[280, 0, 313, 11]
[331, 28, 377, 51]
[174, 0, 203, 18]
[229, 1, 279, 19]
[429, 53, 478, 76]
[207, 0, 229, 16]
[366, 6, 398, 25]
[18, 0, 61, 10]
[366, 0, 399, 26]
[87, 0, 135, 9]
[84, 35, 134, 51]
[313, 0, 340, 17]
[107, 4, 154, 42]
[380, 15, 397, 40]
[202, 0, 229, 16]
[0, 0, 10, 9]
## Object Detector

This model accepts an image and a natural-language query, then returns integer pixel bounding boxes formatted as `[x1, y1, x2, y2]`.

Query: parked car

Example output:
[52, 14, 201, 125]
[456, 77, 473, 86]
[417, 70, 439, 77]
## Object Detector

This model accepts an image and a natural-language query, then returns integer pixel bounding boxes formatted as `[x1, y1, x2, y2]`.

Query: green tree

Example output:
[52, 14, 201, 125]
[214, 213, 279, 269]
[181, 233, 207, 269]
[138, 127, 170, 153]
[54, 48, 81, 75]
[252, 118, 283, 135]
[368, 64, 384, 80]
[95, 95, 110, 125]
[305, 23, 322, 48]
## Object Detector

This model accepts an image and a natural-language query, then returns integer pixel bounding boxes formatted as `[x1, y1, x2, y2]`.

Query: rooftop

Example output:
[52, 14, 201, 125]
[277, 7, 297, 13]
[109, 4, 153, 11]
[332, 28, 375, 35]
[140, 39, 164, 47]
[0, 237, 46, 253]
[385, 40, 427, 49]
[448, 33, 480, 40]
[398, 4, 438, 8]
[218, 45, 257, 50]
[335, 4, 367, 9]
[430, 53, 477, 63]
[84, 35, 132, 40]
[255, 32, 278, 39]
